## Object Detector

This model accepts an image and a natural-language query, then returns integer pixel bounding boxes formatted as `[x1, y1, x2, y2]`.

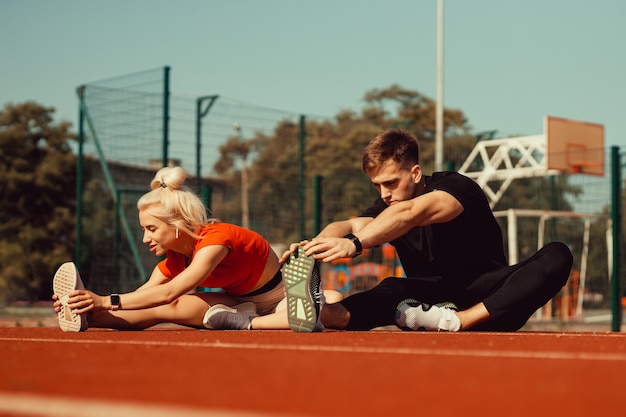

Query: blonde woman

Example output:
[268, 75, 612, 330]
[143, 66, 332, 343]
[52, 166, 341, 331]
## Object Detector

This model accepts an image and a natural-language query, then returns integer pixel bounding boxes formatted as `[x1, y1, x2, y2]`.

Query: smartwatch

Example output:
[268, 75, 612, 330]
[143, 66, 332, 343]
[110, 294, 121, 311]
[343, 233, 363, 258]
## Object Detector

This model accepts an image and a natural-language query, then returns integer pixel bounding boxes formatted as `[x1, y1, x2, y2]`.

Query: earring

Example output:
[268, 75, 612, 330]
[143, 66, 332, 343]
[176, 228, 179, 239]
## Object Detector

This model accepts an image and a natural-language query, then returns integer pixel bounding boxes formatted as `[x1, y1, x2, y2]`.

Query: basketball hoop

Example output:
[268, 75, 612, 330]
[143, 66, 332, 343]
[568, 161, 604, 175]
[545, 116, 605, 176]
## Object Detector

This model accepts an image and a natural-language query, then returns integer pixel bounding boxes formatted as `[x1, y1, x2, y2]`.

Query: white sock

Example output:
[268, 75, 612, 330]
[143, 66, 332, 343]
[437, 306, 461, 332]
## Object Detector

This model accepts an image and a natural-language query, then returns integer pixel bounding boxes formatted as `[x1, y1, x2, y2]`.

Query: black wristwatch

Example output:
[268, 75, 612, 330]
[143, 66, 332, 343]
[110, 294, 121, 311]
[343, 234, 363, 257]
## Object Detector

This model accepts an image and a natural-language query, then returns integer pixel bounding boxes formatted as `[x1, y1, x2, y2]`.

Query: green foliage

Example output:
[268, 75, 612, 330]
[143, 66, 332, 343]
[247, 120, 302, 242]
[0, 102, 76, 305]
[76, 175, 115, 291]
[213, 85, 476, 243]
[212, 85, 615, 310]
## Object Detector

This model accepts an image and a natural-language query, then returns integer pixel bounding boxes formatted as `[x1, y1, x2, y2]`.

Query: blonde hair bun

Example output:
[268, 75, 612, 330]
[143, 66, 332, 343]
[150, 166, 187, 191]
[138, 166, 216, 237]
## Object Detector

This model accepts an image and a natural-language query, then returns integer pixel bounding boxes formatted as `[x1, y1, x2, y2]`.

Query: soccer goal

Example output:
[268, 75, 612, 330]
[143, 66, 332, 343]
[493, 208, 611, 321]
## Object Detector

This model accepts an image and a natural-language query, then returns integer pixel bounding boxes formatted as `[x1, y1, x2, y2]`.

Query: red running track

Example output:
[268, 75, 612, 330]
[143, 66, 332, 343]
[1, 327, 625, 417]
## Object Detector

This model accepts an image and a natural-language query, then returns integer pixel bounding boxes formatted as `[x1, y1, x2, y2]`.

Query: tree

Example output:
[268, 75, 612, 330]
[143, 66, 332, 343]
[0, 102, 76, 305]
[214, 124, 263, 229]
[361, 84, 473, 172]
[211, 85, 593, 278]
[214, 85, 477, 243]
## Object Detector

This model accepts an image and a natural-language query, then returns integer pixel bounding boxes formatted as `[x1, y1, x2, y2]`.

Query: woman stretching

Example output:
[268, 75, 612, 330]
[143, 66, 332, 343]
[52, 166, 342, 331]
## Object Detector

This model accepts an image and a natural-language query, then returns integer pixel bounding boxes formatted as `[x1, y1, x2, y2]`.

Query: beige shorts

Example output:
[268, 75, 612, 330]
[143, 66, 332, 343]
[234, 281, 286, 315]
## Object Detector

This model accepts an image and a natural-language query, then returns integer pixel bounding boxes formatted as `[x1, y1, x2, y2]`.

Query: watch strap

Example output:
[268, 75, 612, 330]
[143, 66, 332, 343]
[343, 233, 363, 257]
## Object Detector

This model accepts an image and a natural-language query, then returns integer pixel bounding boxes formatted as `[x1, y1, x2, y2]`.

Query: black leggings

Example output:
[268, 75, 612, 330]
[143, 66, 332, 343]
[339, 241, 573, 331]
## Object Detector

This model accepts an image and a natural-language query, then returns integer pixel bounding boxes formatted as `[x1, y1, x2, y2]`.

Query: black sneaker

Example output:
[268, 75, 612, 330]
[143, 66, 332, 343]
[283, 246, 325, 332]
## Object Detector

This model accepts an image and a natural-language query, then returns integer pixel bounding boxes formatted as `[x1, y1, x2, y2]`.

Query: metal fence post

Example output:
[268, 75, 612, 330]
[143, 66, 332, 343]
[298, 115, 306, 240]
[195, 95, 219, 203]
[75, 86, 85, 272]
[611, 146, 623, 331]
[162, 66, 170, 167]
[314, 175, 322, 236]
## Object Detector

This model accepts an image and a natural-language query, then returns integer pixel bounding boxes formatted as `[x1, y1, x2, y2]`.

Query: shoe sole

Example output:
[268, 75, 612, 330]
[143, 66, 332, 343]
[283, 247, 319, 332]
[53, 262, 86, 332]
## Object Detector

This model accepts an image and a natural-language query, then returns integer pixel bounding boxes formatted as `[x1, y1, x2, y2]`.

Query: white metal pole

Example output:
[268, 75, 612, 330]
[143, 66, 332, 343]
[435, 0, 444, 171]
[507, 208, 518, 265]
[577, 219, 591, 318]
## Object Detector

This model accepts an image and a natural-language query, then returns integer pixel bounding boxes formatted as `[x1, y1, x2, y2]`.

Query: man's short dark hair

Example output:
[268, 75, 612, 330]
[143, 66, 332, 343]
[362, 129, 419, 173]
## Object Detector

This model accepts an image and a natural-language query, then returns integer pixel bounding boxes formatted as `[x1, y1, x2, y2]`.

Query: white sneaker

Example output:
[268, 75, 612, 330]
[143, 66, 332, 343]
[282, 246, 325, 332]
[53, 262, 88, 332]
[395, 299, 460, 332]
[203, 302, 258, 330]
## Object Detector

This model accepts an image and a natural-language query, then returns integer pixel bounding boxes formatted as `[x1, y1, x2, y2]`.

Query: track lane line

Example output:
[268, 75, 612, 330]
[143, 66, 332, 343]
[0, 392, 294, 417]
[1, 336, 625, 361]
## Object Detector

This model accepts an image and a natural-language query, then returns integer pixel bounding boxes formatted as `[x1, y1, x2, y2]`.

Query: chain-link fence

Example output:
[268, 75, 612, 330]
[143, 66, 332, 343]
[76, 67, 625, 328]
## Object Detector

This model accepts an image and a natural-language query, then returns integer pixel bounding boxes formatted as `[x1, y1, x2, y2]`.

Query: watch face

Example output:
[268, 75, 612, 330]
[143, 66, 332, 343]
[111, 294, 120, 305]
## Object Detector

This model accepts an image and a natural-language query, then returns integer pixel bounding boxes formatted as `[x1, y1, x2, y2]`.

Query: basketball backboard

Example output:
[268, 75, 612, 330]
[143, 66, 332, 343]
[545, 116, 604, 176]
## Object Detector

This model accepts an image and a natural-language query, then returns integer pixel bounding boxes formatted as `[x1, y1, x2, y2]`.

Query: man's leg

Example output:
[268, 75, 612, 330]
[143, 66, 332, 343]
[320, 302, 351, 329]
[386, 242, 572, 332]
[323, 276, 450, 330]
[456, 302, 491, 330]
[472, 241, 573, 331]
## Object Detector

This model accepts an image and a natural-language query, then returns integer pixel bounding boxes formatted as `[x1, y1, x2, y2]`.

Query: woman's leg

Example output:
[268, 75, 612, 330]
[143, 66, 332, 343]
[248, 298, 288, 329]
[88, 292, 238, 330]
[249, 289, 343, 330]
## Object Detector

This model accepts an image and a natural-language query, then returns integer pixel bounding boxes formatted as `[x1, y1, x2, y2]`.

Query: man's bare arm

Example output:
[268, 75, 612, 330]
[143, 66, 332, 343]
[304, 191, 462, 262]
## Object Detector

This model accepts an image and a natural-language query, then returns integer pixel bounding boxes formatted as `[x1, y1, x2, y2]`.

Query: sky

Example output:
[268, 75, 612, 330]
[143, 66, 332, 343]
[2, 0, 626, 151]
